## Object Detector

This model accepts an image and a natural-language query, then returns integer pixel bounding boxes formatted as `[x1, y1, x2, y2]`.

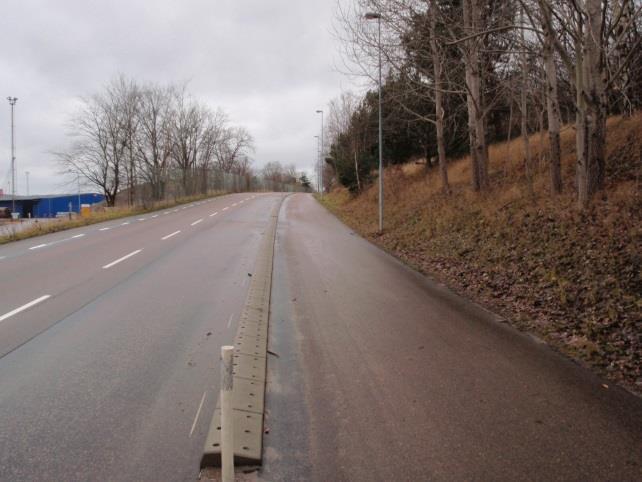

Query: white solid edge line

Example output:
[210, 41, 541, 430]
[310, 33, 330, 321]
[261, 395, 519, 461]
[209, 212, 218, 217]
[189, 391, 207, 437]
[0, 295, 52, 323]
[191, 219, 203, 226]
[227, 313, 234, 328]
[102, 249, 142, 269]
[161, 230, 181, 241]
[29, 244, 48, 250]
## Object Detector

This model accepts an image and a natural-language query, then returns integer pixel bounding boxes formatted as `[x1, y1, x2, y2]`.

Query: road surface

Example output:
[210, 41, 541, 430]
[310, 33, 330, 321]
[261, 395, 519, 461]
[258, 194, 642, 481]
[0, 192, 280, 481]
[1, 192, 641, 481]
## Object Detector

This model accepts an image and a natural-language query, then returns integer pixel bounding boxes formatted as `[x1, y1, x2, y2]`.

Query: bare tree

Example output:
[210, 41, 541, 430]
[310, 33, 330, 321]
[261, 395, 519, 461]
[170, 90, 207, 195]
[57, 85, 131, 206]
[135, 83, 174, 200]
[56, 77, 292, 203]
[519, 6, 534, 197]
[537, 2, 563, 193]
[328, 91, 363, 191]
[215, 126, 255, 173]
[535, 0, 642, 207]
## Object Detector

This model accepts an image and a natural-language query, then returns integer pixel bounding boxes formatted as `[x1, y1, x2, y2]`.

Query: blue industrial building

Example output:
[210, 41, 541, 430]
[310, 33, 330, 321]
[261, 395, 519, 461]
[0, 193, 105, 218]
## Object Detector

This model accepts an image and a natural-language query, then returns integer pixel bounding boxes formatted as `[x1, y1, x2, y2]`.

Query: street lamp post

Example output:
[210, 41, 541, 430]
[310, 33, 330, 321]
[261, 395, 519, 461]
[365, 12, 383, 232]
[314, 135, 320, 193]
[7, 97, 18, 215]
[315, 110, 324, 196]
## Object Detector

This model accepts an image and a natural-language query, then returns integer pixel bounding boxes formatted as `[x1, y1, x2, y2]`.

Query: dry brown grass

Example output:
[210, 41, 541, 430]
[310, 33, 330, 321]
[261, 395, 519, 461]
[322, 112, 642, 394]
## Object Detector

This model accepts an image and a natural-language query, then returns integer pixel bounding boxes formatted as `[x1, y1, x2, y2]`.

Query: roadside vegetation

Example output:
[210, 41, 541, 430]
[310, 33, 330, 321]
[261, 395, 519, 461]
[321, 113, 641, 394]
[56, 76, 308, 207]
[321, 1, 641, 393]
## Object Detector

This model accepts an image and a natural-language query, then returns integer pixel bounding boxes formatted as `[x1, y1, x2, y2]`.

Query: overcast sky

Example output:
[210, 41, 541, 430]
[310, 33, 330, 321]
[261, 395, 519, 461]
[0, 0, 355, 195]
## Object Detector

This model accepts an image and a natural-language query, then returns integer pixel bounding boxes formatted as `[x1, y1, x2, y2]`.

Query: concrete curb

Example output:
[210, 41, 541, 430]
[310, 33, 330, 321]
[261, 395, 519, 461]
[201, 196, 284, 468]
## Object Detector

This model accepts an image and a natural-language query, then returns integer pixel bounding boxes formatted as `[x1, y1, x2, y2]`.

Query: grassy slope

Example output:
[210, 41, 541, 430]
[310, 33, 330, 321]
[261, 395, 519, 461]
[321, 113, 641, 395]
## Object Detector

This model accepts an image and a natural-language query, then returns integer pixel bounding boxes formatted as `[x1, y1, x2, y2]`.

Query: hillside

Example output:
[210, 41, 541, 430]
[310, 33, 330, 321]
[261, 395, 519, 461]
[321, 113, 641, 395]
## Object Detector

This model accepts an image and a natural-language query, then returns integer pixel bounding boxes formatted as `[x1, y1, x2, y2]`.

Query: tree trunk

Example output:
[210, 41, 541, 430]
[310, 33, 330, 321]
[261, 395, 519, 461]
[520, 8, 533, 198]
[506, 88, 513, 178]
[542, 4, 562, 194]
[544, 22, 562, 194]
[463, 0, 481, 191]
[105, 190, 116, 207]
[430, 0, 450, 193]
[577, 0, 607, 208]
[354, 150, 361, 193]
[463, 0, 487, 191]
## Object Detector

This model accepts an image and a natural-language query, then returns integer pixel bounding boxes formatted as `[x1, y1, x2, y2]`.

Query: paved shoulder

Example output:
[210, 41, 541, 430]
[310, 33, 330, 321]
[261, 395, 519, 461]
[261, 193, 642, 481]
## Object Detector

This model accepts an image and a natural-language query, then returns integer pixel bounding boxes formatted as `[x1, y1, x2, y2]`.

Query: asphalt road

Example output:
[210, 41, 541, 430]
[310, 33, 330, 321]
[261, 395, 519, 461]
[0, 192, 284, 481]
[2, 192, 641, 482]
[258, 193, 642, 482]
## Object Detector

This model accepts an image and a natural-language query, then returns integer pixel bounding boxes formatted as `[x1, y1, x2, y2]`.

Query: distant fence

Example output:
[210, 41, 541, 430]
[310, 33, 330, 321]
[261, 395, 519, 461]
[116, 167, 306, 207]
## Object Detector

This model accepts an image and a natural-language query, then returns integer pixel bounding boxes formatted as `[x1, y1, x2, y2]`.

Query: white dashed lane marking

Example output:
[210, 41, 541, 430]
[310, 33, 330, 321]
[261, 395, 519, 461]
[161, 231, 181, 241]
[189, 391, 207, 438]
[102, 249, 142, 269]
[0, 295, 52, 323]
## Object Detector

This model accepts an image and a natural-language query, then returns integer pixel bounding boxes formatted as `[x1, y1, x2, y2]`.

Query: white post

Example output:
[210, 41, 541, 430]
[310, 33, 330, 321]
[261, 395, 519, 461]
[220, 345, 234, 482]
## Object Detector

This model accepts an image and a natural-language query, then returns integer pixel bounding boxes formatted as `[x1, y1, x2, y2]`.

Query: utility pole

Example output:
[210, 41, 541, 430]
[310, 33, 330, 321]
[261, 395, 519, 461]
[316, 110, 324, 196]
[7, 97, 18, 215]
[314, 135, 320, 193]
[365, 12, 383, 232]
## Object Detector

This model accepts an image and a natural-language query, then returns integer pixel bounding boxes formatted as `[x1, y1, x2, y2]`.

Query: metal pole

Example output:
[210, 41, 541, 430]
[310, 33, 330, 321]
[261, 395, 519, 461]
[377, 17, 383, 233]
[220, 345, 234, 482]
[314, 135, 320, 193]
[316, 110, 324, 196]
[7, 97, 17, 214]
[321, 111, 325, 197]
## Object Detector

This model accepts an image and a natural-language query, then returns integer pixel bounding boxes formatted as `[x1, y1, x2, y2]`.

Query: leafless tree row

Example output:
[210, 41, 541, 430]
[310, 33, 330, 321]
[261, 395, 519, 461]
[57, 76, 256, 206]
[334, 0, 641, 207]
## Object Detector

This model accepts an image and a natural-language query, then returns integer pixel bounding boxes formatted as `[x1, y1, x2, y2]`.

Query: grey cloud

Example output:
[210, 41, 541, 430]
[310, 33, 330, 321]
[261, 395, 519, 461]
[0, 0, 346, 194]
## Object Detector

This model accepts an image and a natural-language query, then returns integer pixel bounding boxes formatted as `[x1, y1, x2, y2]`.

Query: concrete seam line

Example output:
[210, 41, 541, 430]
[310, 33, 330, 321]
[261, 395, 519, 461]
[201, 195, 287, 468]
